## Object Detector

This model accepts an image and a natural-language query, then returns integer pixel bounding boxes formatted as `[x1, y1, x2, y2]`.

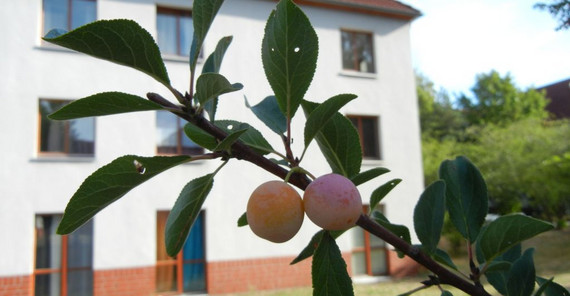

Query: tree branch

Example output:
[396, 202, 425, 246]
[148, 92, 490, 296]
[356, 214, 491, 296]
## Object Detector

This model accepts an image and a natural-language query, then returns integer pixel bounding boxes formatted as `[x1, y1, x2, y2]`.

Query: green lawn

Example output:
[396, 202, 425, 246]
[226, 228, 570, 296]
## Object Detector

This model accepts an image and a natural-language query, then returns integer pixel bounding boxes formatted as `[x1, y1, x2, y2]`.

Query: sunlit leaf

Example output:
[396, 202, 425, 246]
[369, 178, 401, 211]
[262, 0, 318, 120]
[350, 167, 390, 186]
[44, 20, 170, 86]
[166, 174, 215, 256]
[57, 155, 191, 234]
[304, 94, 356, 148]
[190, 0, 225, 72]
[202, 35, 233, 121]
[48, 92, 163, 120]
[195, 73, 242, 105]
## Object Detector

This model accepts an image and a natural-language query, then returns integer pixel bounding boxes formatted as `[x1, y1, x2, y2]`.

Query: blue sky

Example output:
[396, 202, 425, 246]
[408, 0, 570, 97]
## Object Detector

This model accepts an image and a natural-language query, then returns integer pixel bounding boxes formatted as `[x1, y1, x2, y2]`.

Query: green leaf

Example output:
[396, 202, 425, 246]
[304, 94, 357, 148]
[245, 95, 287, 135]
[195, 73, 243, 105]
[215, 120, 274, 155]
[484, 261, 511, 273]
[43, 20, 170, 86]
[214, 128, 248, 152]
[536, 276, 570, 296]
[369, 178, 402, 212]
[433, 248, 458, 271]
[190, 0, 225, 73]
[350, 167, 390, 186]
[482, 243, 521, 295]
[479, 214, 553, 262]
[237, 212, 248, 227]
[262, 0, 318, 120]
[202, 36, 233, 121]
[165, 174, 215, 256]
[184, 123, 218, 151]
[506, 248, 535, 296]
[372, 211, 411, 245]
[312, 231, 354, 296]
[302, 100, 362, 178]
[48, 92, 163, 120]
[441, 291, 453, 296]
[438, 156, 488, 242]
[57, 155, 191, 234]
[413, 180, 446, 255]
[291, 229, 345, 265]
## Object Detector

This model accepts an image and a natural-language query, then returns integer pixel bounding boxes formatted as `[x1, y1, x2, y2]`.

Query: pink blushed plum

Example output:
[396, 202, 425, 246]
[303, 173, 362, 230]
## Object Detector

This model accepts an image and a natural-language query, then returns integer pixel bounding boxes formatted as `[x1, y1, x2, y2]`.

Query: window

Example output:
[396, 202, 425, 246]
[34, 214, 94, 296]
[348, 115, 380, 159]
[42, 0, 96, 36]
[351, 206, 387, 276]
[156, 111, 203, 155]
[156, 211, 207, 293]
[39, 99, 95, 157]
[341, 29, 375, 73]
[157, 7, 193, 56]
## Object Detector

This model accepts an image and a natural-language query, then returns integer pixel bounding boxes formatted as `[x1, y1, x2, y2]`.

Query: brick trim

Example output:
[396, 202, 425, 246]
[94, 267, 155, 296]
[206, 253, 352, 294]
[0, 275, 31, 296]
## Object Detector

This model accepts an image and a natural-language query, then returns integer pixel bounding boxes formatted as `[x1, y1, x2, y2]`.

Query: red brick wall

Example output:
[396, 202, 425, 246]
[206, 253, 352, 295]
[0, 275, 31, 296]
[94, 267, 155, 296]
[387, 249, 421, 278]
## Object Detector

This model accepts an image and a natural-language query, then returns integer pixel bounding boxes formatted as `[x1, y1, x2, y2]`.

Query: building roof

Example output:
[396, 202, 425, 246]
[538, 78, 570, 119]
[295, 0, 421, 20]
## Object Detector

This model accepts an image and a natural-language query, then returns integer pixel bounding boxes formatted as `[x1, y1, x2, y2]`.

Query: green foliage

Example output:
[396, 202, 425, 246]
[459, 70, 549, 126]
[311, 231, 354, 296]
[413, 181, 446, 255]
[262, 0, 318, 119]
[56, 155, 191, 234]
[43, 0, 568, 295]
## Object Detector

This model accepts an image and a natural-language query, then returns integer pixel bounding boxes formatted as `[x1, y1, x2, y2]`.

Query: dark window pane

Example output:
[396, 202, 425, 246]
[68, 118, 95, 155]
[157, 13, 178, 55]
[35, 215, 62, 269]
[39, 99, 95, 156]
[43, 0, 68, 35]
[340, 30, 375, 73]
[156, 265, 177, 292]
[361, 118, 379, 158]
[183, 263, 206, 292]
[35, 273, 61, 296]
[67, 270, 93, 296]
[67, 219, 93, 268]
[71, 0, 96, 29]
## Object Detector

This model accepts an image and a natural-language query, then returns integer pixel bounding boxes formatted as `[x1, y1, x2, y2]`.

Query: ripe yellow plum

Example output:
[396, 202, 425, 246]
[246, 181, 304, 243]
[303, 173, 362, 230]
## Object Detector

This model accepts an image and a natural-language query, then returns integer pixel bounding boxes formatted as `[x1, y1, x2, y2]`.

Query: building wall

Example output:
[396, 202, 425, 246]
[0, 0, 423, 294]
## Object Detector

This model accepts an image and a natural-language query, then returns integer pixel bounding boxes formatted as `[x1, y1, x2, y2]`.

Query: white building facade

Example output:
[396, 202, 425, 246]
[0, 0, 423, 295]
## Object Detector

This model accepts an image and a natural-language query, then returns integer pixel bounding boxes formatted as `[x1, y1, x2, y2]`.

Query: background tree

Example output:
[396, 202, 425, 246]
[535, 0, 570, 30]
[458, 70, 549, 126]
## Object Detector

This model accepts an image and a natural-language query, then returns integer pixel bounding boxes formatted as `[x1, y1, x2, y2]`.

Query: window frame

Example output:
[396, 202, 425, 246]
[156, 210, 207, 294]
[38, 99, 96, 158]
[41, 0, 97, 37]
[347, 114, 381, 160]
[351, 205, 389, 276]
[33, 214, 94, 296]
[340, 28, 376, 74]
[155, 111, 203, 156]
[156, 6, 194, 57]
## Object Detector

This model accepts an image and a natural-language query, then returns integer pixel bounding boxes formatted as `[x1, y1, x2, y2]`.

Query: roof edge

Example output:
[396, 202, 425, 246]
[294, 0, 422, 21]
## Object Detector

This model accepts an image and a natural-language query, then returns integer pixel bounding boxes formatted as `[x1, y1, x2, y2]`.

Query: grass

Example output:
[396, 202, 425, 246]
[225, 227, 570, 296]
